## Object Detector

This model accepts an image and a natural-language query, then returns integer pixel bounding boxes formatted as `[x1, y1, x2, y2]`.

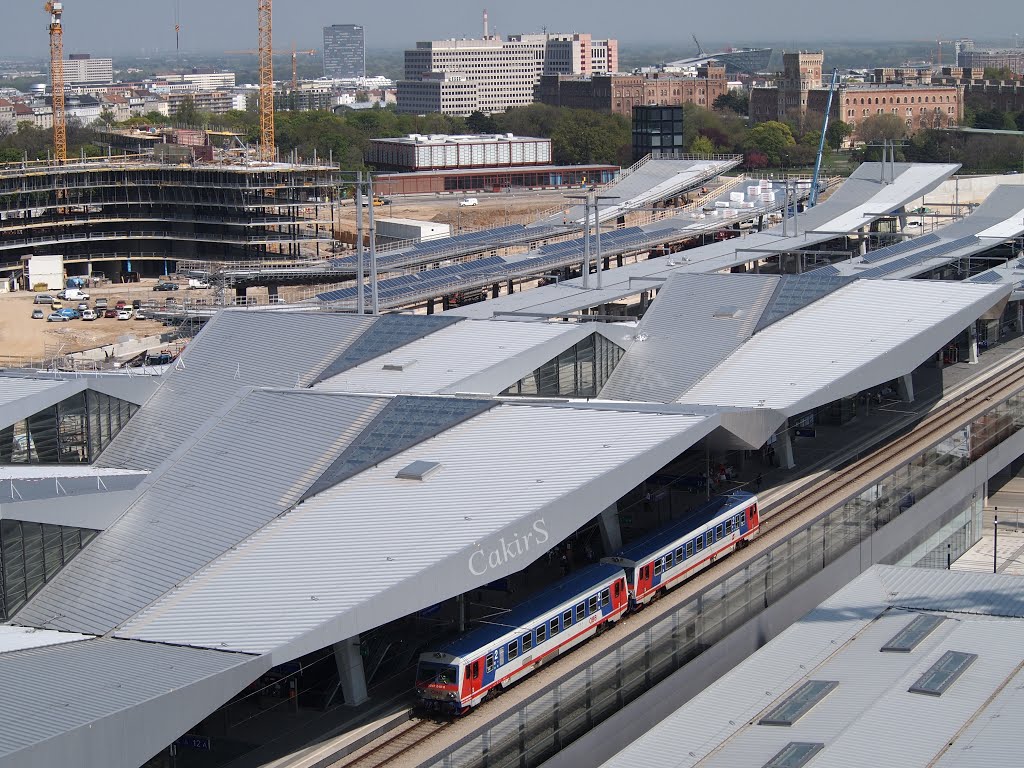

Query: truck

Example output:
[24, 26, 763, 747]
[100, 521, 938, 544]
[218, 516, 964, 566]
[188, 278, 211, 289]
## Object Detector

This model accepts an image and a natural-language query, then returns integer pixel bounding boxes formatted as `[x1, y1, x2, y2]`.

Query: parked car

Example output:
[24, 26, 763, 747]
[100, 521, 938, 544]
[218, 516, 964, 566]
[459, 197, 479, 207]
[94, 297, 109, 309]
[77, 301, 89, 311]
[50, 299, 64, 310]
[187, 278, 210, 289]
[103, 308, 118, 318]
[115, 300, 127, 309]
[33, 294, 55, 305]
[57, 308, 80, 320]
[81, 309, 97, 321]
[132, 299, 142, 309]
[47, 312, 68, 322]
[153, 281, 179, 291]
[134, 308, 148, 320]
[31, 308, 44, 319]
[117, 308, 132, 320]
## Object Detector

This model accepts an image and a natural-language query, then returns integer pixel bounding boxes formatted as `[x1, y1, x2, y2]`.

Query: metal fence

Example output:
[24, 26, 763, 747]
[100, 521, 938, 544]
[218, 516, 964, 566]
[423, 388, 1024, 768]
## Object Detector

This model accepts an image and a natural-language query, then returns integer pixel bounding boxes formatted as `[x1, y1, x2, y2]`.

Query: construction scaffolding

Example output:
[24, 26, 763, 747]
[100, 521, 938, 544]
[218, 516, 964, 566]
[0, 156, 342, 280]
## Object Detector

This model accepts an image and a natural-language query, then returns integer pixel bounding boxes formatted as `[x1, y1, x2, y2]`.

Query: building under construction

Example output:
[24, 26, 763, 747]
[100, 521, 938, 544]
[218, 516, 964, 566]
[0, 155, 341, 282]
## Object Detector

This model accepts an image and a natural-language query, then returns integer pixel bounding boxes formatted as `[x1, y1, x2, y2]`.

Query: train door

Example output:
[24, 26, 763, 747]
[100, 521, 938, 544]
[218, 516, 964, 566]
[748, 502, 759, 530]
[464, 659, 481, 702]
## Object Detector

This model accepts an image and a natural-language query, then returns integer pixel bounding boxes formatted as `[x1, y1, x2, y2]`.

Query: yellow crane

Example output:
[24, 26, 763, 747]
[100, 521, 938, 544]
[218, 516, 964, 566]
[224, 44, 318, 90]
[257, 0, 274, 162]
[45, 1, 66, 163]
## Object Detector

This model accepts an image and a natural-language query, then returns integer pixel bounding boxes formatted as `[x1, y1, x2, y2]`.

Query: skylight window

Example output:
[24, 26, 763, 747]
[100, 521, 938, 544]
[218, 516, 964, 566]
[881, 614, 944, 653]
[759, 681, 838, 726]
[908, 651, 977, 696]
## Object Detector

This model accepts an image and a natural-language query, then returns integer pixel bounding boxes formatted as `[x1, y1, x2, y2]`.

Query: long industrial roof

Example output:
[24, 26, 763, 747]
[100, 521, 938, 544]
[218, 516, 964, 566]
[598, 565, 1024, 768]
[451, 162, 960, 319]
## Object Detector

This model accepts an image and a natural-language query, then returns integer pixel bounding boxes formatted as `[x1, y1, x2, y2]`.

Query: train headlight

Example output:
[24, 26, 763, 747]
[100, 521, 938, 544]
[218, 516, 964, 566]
[448, 691, 457, 699]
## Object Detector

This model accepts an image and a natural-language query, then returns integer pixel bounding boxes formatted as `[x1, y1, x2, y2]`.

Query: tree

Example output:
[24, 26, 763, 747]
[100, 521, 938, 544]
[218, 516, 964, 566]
[174, 96, 201, 127]
[855, 113, 907, 144]
[744, 121, 796, 165]
[825, 120, 853, 150]
[690, 135, 714, 155]
[466, 111, 497, 134]
[712, 91, 748, 116]
[983, 67, 1017, 81]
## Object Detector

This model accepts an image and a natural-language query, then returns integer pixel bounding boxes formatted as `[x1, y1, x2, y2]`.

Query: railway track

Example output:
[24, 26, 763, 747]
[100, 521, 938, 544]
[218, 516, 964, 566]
[329, 718, 450, 768]
[759, 354, 1024, 538]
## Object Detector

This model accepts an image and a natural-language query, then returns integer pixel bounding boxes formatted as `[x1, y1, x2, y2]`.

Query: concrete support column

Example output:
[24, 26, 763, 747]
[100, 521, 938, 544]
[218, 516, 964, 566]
[639, 291, 649, 314]
[1017, 301, 1023, 333]
[968, 323, 979, 364]
[752, 259, 760, 274]
[776, 426, 796, 470]
[507, 280, 514, 295]
[426, 297, 434, 315]
[896, 205, 908, 232]
[333, 636, 369, 707]
[616, 254, 623, 268]
[859, 226, 869, 256]
[598, 504, 622, 554]
[897, 373, 915, 403]
[442, 295, 450, 311]
[492, 282, 500, 299]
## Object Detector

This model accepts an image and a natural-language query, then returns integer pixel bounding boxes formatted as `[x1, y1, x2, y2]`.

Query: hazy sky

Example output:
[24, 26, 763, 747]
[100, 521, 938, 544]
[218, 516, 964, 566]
[0, 0, 1018, 58]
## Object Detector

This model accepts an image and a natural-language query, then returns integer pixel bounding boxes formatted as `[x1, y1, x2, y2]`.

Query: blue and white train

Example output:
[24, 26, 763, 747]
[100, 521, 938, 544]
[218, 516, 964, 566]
[415, 492, 759, 714]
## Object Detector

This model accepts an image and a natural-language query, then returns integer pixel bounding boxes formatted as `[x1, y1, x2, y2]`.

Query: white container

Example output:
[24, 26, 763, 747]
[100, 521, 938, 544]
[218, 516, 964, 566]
[729, 191, 745, 202]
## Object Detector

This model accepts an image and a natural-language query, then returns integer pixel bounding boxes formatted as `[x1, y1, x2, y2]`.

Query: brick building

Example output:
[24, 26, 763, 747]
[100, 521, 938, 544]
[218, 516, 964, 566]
[751, 52, 963, 132]
[935, 67, 1024, 114]
[537, 64, 728, 116]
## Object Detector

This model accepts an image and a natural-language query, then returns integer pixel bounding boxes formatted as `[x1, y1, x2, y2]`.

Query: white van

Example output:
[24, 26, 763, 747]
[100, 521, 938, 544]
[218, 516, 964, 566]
[58, 288, 90, 301]
[459, 197, 479, 207]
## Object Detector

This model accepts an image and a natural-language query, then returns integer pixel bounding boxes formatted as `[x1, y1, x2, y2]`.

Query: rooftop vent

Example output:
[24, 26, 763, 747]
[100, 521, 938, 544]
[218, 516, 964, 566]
[908, 650, 977, 696]
[762, 742, 825, 768]
[396, 460, 442, 481]
[759, 680, 838, 726]
[383, 359, 417, 372]
[881, 613, 944, 653]
[713, 305, 742, 319]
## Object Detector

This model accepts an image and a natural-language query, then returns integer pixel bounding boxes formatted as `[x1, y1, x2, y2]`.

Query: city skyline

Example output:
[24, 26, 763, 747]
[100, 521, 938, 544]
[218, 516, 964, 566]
[0, 0, 1020, 58]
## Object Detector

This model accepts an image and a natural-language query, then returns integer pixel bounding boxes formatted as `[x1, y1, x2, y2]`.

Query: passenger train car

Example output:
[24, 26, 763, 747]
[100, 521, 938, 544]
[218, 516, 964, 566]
[604, 491, 759, 606]
[416, 563, 628, 713]
[415, 492, 759, 714]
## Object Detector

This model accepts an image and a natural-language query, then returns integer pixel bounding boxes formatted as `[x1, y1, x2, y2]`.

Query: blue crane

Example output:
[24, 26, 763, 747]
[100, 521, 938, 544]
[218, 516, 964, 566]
[809, 67, 840, 208]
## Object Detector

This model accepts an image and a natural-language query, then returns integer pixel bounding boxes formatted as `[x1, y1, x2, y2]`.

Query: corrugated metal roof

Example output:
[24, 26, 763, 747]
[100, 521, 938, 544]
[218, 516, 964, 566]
[0, 625, 92, 654]
[880, 566, 1024, 618]
[314, 319, 580, 395]
[0, 637, 264, 768]
[598, 565, 1024, 768]
[599, 273, 778, 402]
[15, 389, 387, 636]
[0, 376, 64, 407]
[116, 404, 714, 661]
[97, 310, 376, 471]
[679, 280, 1009, 413]
[452, 163, 959, 321]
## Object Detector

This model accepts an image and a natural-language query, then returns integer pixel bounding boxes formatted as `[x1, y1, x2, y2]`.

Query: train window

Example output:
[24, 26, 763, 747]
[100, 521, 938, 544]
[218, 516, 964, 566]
[575, 602, 586, 621]
[665, 552, 674, 568]
[675, 547, 684, 562]
[716, 524, 724, 539]
[725, 519, 733, 534]
[686, 541, 694, 557]
[734, 513, 743, 529]
[588, 595, 599, 614]
[551, 617, 561, 636]
[601, 588, 611, 607]
[486, 654, 495, 673]
[537, 624, 547, 644]
[522, 633, 533, 652]
[563, 609, 573, 628]
[473, 661, 480, 679]
[695, 536, 704, 552]
[508, 641, 519, 660]
[653, 559, 663, 576]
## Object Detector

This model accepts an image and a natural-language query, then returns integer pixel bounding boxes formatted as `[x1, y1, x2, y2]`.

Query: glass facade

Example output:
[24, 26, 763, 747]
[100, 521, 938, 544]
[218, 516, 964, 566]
[0, 520, 97, 619]
[323, 24, 365, 79]
[0, 390, 137, 465]
[501, 334, 624, 398]
[632, 105, 684, 162]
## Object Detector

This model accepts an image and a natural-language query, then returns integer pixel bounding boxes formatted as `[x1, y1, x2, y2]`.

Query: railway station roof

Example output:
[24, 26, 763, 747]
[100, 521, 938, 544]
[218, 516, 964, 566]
[450, 162, 960, 320]
[597, 565, 1024, 768]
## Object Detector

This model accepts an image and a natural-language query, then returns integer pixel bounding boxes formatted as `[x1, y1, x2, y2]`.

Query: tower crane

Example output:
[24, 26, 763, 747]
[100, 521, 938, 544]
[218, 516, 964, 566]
[257, 0, 274, 162]
[45, 1, 67, 163]
[224, 44, 317, 90]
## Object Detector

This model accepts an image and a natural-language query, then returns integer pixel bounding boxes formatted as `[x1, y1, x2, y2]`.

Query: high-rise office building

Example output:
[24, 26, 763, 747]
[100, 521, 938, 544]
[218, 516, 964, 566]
[323, 24, 365, 79]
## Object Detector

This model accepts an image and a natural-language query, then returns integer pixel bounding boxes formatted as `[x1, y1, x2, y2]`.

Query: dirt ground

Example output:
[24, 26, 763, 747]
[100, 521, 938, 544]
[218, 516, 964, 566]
[0, 280, 195, 360]
[333, 191, 570, 233]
